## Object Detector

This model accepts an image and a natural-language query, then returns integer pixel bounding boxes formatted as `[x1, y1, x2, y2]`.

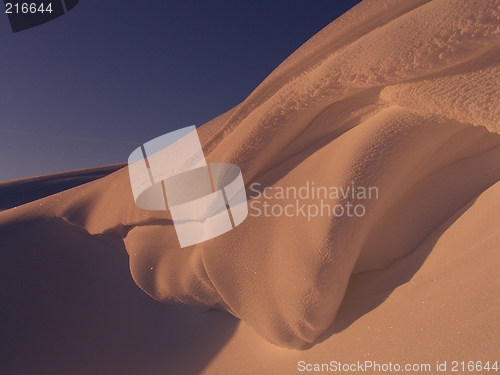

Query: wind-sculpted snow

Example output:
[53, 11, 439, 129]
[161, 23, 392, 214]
[203, 0, 500, 182]
[1, 0, 499, 349]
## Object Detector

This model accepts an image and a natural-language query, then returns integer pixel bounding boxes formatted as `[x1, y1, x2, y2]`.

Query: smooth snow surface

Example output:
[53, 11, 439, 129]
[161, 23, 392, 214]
[1, 0, 499, 363]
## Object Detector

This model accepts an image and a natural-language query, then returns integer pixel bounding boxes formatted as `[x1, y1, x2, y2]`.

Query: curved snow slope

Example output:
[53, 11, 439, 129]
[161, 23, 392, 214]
[0, 164, 125, 211]
[1, 0, 499, 349]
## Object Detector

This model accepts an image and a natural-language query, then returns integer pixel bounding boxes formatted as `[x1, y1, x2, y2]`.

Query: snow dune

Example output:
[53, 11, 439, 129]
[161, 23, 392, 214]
[1, 0, 499, 369]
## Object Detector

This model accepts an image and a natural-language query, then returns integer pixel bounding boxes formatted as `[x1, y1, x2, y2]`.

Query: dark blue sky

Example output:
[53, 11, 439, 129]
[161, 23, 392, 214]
[0, 0, 361, 182]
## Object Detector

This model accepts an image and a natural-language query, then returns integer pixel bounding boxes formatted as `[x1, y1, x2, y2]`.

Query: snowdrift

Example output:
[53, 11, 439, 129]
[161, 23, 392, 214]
[1, 0, 499, 358]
